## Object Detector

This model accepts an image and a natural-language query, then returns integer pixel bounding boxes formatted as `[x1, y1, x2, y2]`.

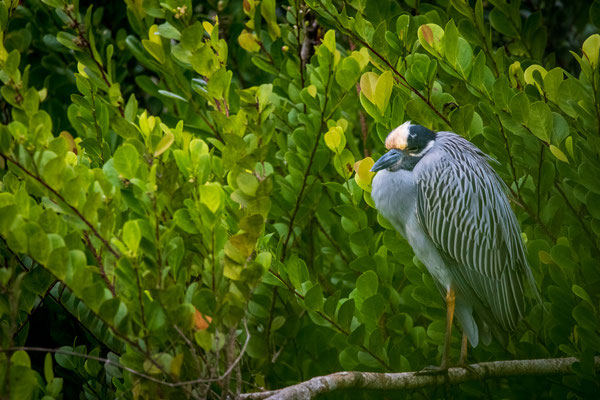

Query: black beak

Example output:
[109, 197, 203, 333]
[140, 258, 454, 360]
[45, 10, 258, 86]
[371, 149, 404, 172]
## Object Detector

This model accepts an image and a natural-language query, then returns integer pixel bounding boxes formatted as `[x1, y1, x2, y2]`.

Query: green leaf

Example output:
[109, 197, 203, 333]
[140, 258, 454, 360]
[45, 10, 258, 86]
[427, 320, 446, 343]
[181, 22, 204, 51]
[337, 299, 355, 331]
[111, 116, 139, 139]
[356, 270, 378, 298]
[157, 90, 188, 102]
[192, 45, 218, 76]
[360, 91, 382, 120]
[157, 22, 181, 40]
[304, 284, 324, 311]
[56, 31, 81, 51]
[489, 8, 519, 37]
[509, 91, 530, 125]
[252, 55, 279, 75]
[287, 256, 310, 290]
[26, 222, 50, 263]
[339, 347, 359, 370]
[142, 38, 165, 63]
[261, 0, 281, 40]
[572, 285, 594, 309]
[173, 209, 199, 234]
[112, 144, 139, 179]
[543, 68, 564, 103]
[455, 37, 474, 77]
[551, 113, 569, 145]
[361, 294, 385, 325]
[11, 350, 31, 368]
[122, 220, 141, 255]
[335, 57, 361, 90]
[333, 149, 355, 178]
[9, 365, 36, 400]
[572, 303, 598, 331]
[444, 19, 459, 66]
[528, 101, 553, 142]
[236, 172, 259, 196]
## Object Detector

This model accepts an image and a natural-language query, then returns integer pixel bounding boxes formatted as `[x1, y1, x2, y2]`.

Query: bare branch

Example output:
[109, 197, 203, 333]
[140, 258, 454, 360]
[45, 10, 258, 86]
[240, 357, 600, 399]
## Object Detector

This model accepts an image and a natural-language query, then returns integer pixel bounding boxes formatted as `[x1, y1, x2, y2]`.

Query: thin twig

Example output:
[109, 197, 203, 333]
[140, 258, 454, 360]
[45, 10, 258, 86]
[2, 322, 249, 389]
[554, 183, 600, 254]
[496, 117, 521, 196]
[83, 231, 116, 295]
[281, 62, 333, 258]
[315, 219, 349, 263]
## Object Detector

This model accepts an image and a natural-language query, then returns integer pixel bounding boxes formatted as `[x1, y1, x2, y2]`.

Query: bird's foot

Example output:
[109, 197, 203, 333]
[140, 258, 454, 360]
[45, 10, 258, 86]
[454, 362, 476, 374]
[415, 365, 449, 376]
[416, 363, 475, 376]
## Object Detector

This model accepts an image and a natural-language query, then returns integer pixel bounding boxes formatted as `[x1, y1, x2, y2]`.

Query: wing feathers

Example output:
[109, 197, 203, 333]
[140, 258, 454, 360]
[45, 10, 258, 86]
[415, 132, 534, 333]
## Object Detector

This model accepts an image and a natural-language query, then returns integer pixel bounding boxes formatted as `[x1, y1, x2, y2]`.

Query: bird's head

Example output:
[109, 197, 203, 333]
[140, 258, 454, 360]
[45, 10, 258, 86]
[371, 121, 436, 172]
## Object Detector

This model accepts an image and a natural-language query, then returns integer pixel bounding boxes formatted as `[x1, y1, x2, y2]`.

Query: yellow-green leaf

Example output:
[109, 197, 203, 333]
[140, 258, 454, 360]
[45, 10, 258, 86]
[322, 30, 336, 53]
[354, 157, 375, 192]
[154, 131, 174, 157]
[539, 250, 553, 264]
[550, 145, 569, 163]
[148, 24, 161, 44]
[324, 126, 345, 152]
[200, 183, 223, 213]
[524, 64, 547, 94]
[582, 34, 600, 68]
[374, 70, 393, 114]
[351, 47, 370, 70]
[238, 30, 260, 52]
[565, 136, 574, 158]
[418, 23, 444, 55]
[203, 21, 214, 35]
[360, 72, 379, 104]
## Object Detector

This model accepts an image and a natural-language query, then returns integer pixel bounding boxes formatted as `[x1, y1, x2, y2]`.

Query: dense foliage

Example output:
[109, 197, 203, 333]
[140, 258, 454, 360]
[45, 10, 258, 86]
[1, 0, 600, 398]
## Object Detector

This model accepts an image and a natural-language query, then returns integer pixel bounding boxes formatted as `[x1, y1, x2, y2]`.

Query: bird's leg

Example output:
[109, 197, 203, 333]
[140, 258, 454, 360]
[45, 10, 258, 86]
[417, 287, 456, 375]
[457, 332, 477, 373]
[458, 332, 468, 365]
[440, 287, 456, 369]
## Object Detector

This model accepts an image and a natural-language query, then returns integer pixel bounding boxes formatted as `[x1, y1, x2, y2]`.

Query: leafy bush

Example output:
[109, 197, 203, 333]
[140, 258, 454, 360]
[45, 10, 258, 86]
[0, 0, 599, 398]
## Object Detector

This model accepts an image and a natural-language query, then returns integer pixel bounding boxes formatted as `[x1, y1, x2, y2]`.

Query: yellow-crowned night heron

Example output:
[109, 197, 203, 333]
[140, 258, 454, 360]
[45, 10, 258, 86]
[371, 121, 540, 368]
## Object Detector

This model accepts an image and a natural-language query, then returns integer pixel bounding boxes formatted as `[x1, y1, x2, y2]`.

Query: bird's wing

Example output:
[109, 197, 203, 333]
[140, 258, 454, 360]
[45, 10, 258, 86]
[415, 139, 533, 331]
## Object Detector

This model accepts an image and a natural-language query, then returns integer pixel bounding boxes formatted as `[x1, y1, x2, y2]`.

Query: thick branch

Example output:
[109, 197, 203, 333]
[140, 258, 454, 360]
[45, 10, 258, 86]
[240, 357, 600, 399]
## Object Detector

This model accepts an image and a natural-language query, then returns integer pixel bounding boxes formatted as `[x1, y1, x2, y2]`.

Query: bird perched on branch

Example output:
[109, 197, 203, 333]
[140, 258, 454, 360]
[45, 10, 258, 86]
[371, 121, 541, 369]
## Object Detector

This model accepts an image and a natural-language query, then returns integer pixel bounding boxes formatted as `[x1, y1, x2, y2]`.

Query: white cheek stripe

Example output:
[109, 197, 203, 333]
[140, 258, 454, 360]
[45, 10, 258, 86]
[409, 140, 435, 157]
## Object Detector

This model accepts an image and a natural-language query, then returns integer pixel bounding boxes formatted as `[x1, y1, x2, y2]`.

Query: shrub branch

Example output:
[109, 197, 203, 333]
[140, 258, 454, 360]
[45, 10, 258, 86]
[1, 153, 121, 259]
